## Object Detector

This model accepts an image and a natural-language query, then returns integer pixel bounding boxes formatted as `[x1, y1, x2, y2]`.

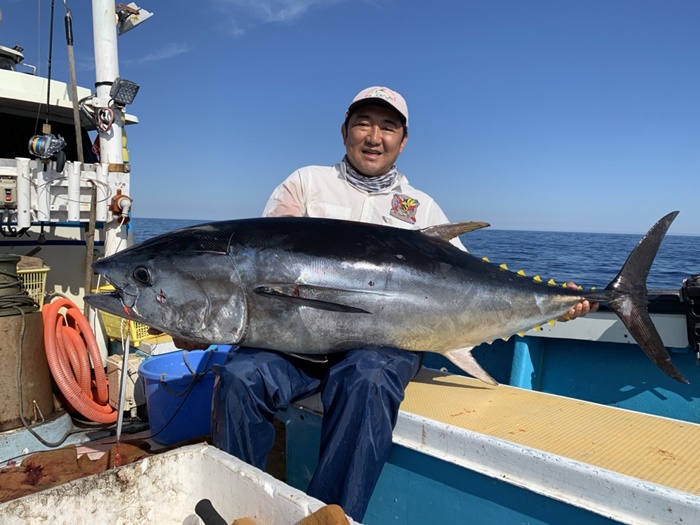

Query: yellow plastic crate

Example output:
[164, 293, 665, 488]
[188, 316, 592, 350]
[100, 311, 153, 344]
[94, 284, 152, 345]
[18, 266, 50, 310]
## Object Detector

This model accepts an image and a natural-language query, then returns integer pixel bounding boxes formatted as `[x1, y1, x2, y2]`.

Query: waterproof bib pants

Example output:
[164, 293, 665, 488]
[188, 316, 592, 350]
[211, 346, 421, 521]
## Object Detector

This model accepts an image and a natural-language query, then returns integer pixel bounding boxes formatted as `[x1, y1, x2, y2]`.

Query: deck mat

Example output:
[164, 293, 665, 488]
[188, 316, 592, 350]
[402, 369, 700, 495]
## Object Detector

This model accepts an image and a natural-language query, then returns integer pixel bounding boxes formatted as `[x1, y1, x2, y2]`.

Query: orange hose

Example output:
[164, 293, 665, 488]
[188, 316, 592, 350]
[43, 298, 117, 423]
[54, 316, 91, 393]
[66, 308, 109, 405]
[60, 321, 92, 393]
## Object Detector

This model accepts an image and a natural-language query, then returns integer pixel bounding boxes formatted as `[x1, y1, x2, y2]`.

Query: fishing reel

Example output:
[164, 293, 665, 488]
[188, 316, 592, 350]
[28, 133, 67, 172]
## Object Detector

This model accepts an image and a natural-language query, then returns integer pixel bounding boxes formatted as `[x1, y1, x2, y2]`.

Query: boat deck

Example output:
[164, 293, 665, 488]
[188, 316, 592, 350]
[291, 366, 700, 523]
[402, 368, 700, 496]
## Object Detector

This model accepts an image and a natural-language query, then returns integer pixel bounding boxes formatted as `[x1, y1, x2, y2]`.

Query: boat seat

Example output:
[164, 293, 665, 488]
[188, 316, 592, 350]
[400, 367, 700, 496]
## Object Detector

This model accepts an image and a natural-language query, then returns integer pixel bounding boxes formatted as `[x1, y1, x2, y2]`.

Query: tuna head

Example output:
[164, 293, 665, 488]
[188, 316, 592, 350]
[84, 225, 247, 345]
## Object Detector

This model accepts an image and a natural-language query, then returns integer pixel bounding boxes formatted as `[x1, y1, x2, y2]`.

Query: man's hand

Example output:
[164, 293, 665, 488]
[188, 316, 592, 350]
[558, 282, 600, 321]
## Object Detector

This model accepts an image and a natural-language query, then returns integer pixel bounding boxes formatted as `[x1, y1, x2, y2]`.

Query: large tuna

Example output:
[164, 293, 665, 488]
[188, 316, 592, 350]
[84, 211, 687, 385]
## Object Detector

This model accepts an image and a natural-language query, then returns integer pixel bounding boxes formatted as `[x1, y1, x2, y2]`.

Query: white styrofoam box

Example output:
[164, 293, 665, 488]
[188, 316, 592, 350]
[0, 444, 361, 524]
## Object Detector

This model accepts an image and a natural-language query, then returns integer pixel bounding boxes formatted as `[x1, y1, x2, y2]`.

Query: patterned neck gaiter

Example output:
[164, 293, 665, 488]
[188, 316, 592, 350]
[342, 155, 398, 193]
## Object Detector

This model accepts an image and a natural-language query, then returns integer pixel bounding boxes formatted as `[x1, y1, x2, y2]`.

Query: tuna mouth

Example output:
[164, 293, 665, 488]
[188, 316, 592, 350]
[84, 287, 136, 319]
[98, 277, 138, 308]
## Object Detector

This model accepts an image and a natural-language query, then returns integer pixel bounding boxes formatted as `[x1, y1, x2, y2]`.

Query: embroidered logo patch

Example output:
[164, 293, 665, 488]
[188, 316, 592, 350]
[390, 194, 420, 224]
[365, 87, 395, 103]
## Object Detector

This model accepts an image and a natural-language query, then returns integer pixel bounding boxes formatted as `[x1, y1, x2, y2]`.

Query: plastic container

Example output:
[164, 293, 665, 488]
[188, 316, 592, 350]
[0, 444, 362, 524]
[100, 312, 152, 344]
[18, 266, 50, 309]
[93, 285, 153, 344]
[138, 346, 233, 445]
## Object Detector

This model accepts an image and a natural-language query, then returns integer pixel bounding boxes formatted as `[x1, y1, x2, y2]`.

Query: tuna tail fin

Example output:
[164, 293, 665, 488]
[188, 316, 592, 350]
[605, 211, 688, 384]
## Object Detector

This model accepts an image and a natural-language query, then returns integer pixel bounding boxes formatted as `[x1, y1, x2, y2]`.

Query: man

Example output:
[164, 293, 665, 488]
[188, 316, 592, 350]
[211, 86, 596, 521]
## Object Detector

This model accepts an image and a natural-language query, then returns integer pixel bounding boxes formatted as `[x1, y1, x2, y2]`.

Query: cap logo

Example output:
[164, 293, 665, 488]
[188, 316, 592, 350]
[365, 88, 395, 103]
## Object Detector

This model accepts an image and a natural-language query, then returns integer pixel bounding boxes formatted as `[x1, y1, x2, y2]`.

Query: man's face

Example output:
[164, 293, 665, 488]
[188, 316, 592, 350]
[341, 104, 408, 177]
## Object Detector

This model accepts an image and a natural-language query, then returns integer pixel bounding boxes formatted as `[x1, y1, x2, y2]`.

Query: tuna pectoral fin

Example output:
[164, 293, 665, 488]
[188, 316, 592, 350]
[444, 348, 498, 386]
[253, 285, 370, 314]
[288, 353, 329, 363]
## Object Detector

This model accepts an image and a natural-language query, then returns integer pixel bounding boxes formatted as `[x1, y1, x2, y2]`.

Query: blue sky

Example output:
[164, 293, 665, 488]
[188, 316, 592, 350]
[2, 1, 699, 234]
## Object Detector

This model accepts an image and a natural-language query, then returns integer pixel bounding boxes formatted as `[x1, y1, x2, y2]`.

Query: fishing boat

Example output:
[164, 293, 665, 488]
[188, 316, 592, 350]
[1, 2, 699, 524]
[0, 0, 142, 456]
[0, 4, 361, 523]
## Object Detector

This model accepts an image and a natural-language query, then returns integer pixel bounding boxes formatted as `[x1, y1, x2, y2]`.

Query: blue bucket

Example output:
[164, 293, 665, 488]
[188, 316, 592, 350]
[138, 346, 233, 445]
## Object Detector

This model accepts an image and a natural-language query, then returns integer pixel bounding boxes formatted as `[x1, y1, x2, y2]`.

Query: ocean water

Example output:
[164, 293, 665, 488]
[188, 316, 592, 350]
[130, 217, 699, 290]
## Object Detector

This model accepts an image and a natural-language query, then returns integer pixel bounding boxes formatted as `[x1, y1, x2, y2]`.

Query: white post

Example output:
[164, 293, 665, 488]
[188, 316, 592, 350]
[95, 162, 109, 222]
[67, 161, 81, 221]
[92, 0, 130, 257]
[34, 163, 52, 222]
[15, 158, 32, 229]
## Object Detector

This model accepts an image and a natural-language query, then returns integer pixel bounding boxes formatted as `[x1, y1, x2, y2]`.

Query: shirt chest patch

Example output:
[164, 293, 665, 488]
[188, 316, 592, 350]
[390, 194, 420, 224]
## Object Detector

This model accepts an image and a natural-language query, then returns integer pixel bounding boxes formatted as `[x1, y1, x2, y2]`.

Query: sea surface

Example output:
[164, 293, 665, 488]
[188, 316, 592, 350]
[130, 217, 700, 291]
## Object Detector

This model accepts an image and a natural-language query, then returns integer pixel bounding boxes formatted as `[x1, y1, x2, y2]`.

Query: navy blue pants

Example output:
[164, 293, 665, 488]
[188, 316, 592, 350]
[211, 346, 421, 521]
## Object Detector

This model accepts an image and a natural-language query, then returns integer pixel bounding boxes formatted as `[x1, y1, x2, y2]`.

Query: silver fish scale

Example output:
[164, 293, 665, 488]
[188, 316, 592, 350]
[194, 230, 232, 253]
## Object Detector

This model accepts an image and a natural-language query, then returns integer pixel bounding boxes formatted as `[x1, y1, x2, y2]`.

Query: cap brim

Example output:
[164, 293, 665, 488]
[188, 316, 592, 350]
[347, 99, 407, 126]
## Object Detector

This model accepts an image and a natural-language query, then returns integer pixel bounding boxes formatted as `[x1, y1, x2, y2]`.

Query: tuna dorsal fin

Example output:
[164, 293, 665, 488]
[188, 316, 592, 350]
[444, 347, 498, 386]
[420, 222, 490, 242]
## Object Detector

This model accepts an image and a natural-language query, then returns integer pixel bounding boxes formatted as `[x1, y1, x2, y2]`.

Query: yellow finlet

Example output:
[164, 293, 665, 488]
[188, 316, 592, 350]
[547, 278, 557, 286]
[517, 270, 526, 277]
[533, 275, 543, 283]
[548, 319, 556, 326]
[482, 256, 490, 262]
[499, 263, 509, 270]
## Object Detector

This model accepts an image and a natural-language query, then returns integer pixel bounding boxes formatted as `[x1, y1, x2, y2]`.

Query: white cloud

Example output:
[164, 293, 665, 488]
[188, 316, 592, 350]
[75, 43, 191, 72]
[124, 43, 191, 66]
[213, 0, 348, 36]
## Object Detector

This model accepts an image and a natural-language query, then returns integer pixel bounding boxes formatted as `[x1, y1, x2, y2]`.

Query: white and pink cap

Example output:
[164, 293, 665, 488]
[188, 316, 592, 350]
[346, 86, 409, 128]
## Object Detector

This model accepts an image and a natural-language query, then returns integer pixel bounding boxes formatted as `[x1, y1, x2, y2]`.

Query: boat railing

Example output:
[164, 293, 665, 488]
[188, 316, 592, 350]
[15, 62, 37, 75]
[0, 158, 113, 231]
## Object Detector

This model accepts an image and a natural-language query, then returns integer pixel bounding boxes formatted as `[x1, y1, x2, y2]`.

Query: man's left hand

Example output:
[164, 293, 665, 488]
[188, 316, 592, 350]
[559, 282, 600, 321]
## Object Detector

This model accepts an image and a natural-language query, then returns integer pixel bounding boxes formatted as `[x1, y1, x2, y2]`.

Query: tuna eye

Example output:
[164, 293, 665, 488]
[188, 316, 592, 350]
[133, 267, 151, 285]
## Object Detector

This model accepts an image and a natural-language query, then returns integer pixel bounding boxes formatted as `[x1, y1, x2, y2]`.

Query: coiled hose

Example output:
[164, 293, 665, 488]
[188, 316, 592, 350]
[42, 298, 116, 423]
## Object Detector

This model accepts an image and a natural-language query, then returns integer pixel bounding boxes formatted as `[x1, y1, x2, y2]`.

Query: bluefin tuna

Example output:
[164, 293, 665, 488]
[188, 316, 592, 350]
[84, 211, 687, 385]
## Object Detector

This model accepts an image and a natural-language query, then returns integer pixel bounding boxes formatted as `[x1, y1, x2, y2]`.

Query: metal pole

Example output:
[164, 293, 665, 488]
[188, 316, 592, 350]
[64, 1, 84, 164]
[64, 1, 95, 316]
[92, 0, 129, 259]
